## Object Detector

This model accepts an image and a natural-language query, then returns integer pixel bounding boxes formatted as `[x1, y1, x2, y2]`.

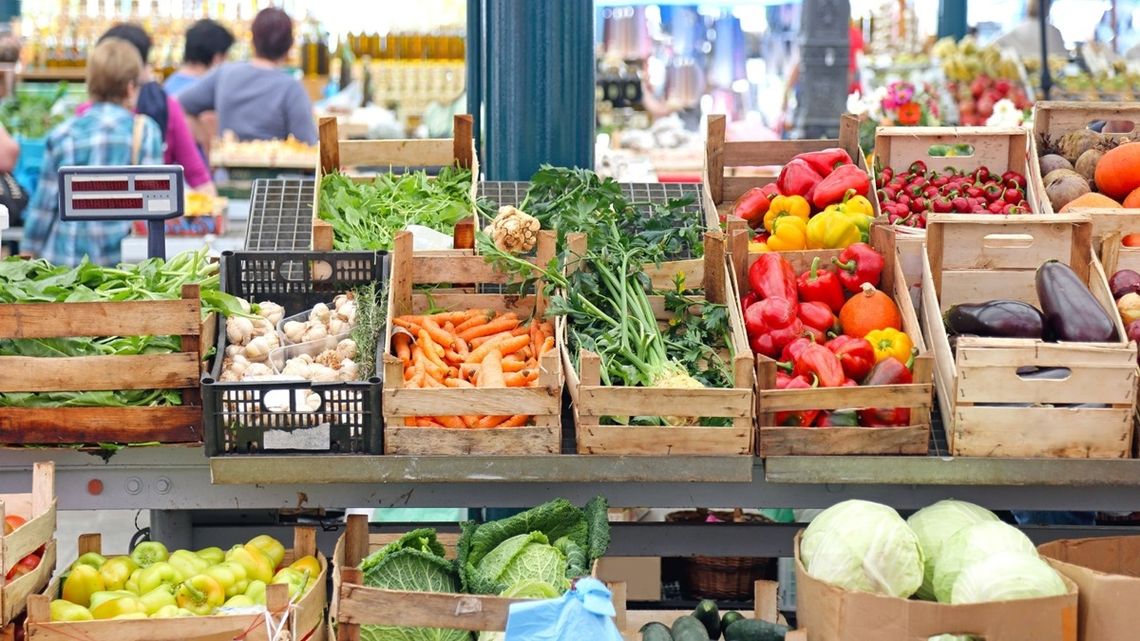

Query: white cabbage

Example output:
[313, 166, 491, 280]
[931, 521, 1036, 603]
[950, 551, 1067, 604]
[907, 500, 1000, 600]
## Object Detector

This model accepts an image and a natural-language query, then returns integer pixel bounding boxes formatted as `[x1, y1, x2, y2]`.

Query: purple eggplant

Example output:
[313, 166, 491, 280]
[1110, 269, 1140, 300]
[946, 300, 1044, 339]
[1036, 261, 1119, 342]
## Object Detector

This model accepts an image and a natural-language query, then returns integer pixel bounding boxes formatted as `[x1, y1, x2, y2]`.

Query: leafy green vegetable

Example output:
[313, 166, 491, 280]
[457, 497, 610, 596]
[0, 83, 69, 138]
[318, 168, 474, 251]
[359, 529, 471, 641]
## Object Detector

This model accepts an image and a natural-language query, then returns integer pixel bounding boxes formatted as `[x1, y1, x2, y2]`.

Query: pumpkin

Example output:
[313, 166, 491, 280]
[1125, 186, 1140, 209]
[1094, 142, 1140, 200]
[1059, 192, 1122, 211]
[839, 283, 902, 338]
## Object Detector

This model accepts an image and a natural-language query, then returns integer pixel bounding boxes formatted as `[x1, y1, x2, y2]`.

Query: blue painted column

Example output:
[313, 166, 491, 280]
[473, 0, 595, 180]
[937, 0, 967, 40]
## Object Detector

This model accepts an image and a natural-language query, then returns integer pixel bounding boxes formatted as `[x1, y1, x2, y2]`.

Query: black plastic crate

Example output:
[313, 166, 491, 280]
[203, 250, 387, 456]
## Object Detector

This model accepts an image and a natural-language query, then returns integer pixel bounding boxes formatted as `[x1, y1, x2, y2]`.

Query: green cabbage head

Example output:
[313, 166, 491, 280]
[800, 499, 924, 598]
[949, 551, 1067, 604]
[932, 521, 1036, 603]
[476, 532, 569, 596]
[907, 500, 999, 600]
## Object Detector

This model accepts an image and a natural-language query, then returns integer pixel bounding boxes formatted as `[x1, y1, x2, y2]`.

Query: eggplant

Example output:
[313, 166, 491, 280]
[946, 300, 1045, 339]
[1110, 269, 1140, 300]
[1036, 261, 1119, 342]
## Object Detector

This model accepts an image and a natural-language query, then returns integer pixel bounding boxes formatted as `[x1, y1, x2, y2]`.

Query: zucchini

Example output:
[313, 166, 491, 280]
[692, 599, 720, 639]
[672, 614, 711, 641]
[641, 621, 674, 641]
[721, 611, 745, 632]
[723, 618, 790, 641]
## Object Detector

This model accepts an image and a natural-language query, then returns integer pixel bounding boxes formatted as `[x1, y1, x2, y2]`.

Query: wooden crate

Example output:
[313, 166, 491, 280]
[738, 227, 934, 457]
[565, 232, 755, 455]
[27, 527, 327, 641]
[0, 285, 205, 444]
[0, 462, 55, 628]
[311, 114, 478, 253]
[621, 580, 803, 641]
[381, 230, 563, 455]
[330, 515, 625, 641]
[1031, 101, 1140, 216]
[703, 113, 864, 229]
[921, 213, 1137, 458]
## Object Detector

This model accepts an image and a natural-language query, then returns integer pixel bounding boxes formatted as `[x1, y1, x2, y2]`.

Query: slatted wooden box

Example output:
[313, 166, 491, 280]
[0, 285, 209, 444]
[311, 115, 478, 253]
[26, 527, 327, 641]
[381, 230, 563, 455]
[0, 462, 55, 628]
[921, 213, 1137, 458]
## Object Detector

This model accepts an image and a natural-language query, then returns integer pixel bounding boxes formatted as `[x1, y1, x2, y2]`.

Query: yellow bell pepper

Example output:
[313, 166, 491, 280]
[763, 194, 811, 232]
[821, 190, 875, 242]
[806, 209, 860, 249]
[50, 600, 94, 622]
[767, 215, 808, 251]
[866, 328, 914, 364]
[62, 564, 105, 607]
[176, 575, 225, 616]
[748, 241, 770, 253]
[91, 594, 146, 620]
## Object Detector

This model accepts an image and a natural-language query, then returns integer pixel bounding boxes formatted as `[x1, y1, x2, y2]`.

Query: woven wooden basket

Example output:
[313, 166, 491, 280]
[665, 508, 773, 601]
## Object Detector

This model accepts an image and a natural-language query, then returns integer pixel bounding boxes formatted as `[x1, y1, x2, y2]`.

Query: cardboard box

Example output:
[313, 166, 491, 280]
[596, 557, 662, 601]
[794, 533, 1078, 641]
[1039, 537, 1140, 641]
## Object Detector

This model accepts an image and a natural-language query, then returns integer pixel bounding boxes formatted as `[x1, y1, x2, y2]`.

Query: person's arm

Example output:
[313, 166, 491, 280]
[0, 124, 19, 174]
[165, 97, 215, 194]
[285, 82, 318, 145]
[178, 67, 221, 152]
[21, 135, 60, 256]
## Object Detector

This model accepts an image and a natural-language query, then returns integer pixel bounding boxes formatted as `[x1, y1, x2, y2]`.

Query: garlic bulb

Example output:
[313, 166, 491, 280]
[337, 339, 358, 360]
[225, 344, 243, 358]
[282, 359, 313, 379]
[309, 364, 339, 382]
[310, 303, 331, 324]
[250, 317, 275, 337]
[226, 317, 254, 345]
[327, 318, 346, 336]
[301, 323, 327, 343]
[283, 321, 306, 344]
[339, 358, 359, 381]
[244, 335, 272, 361]
[256, 301, 285, 326]
[244, 363, 273, 378]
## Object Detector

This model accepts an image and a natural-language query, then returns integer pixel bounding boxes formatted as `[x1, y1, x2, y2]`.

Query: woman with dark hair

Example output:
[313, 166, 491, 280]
[165, 19, 235, 96]
[76, 23, 216, 196]
[178, 8, 317, 146]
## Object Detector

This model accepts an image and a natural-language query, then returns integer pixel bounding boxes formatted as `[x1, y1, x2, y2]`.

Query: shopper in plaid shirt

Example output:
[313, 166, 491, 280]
[23, 38, 163, 266]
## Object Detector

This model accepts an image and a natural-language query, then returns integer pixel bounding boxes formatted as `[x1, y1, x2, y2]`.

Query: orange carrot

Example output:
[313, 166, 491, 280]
[504, 370, 539, 387]
[475, 415, 508, 429]
[435, 415, 466, 429]
[445, 349, 465, 363]
[454, 336, 470, 357]
[393, 332, 413, 362]
[454, 312, 491, 335]
[511, 325, 530, 337]
[497, 334, 532, 358]
[430, 311, 469, 325]
[418, 330, 449, 372]
[479, 350, 506, 388]
[423, 317, 456, 349]
[538, 336, 555, 356]
[470, 331, 514, 349]
[417, 418, 444, 428]
[529, 323, 542, 354]
[500, 414, 530, 427]
[393, 317, 424, 333]
[501, 359, 528, 373]
[466, 336, 508, 364]
[459, 315, 519, 343]
[445, 377, 475, 388]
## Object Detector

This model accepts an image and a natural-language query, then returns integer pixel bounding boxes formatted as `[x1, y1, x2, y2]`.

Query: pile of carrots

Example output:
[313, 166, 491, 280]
[392, 308, 556, 429]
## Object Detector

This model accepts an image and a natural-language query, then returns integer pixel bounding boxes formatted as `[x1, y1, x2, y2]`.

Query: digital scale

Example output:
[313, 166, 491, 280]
[58, 165, 185, 259]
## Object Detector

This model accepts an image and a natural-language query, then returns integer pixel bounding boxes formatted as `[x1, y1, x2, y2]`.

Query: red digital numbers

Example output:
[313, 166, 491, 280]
[72, 197, 144, 210]
[134, 179, 171, 191]
[71, 179, 129, 192]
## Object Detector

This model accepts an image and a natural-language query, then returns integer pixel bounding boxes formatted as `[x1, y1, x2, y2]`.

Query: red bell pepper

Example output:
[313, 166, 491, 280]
[812, 165, 871, 209]
[796, 148, 853, 177]
[777, 158, 823, 201]
[792, 342, 846, 388]
[858, 351, 916, 427]
[798, 300, 839, 338]
[779, 336, 814, 366]
[732, 183, 779, 228]
[814, 409, 859, 427]
[825, 335, 875, 381]
[832, 243, 885, 293]
[741, 291, 760, 311]
[745, 298, 803, 358]
[796, 257, 845, 313]
[748, 252, 798, 303]
[775, 374, 819, 427]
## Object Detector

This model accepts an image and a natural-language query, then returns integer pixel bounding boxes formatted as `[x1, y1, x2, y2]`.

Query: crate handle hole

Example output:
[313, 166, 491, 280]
[1016, 366, 1072, 382]
[928, 143, 974, 158]
[1091, 119, 1137, 134]
[982, 233, 1034, 249]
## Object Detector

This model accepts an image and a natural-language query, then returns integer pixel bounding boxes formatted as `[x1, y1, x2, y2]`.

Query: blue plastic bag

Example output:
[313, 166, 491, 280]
[503, 577, 623, 641]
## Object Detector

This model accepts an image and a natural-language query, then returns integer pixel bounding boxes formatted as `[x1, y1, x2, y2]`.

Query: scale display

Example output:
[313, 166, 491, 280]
[57, 165, 187, 260]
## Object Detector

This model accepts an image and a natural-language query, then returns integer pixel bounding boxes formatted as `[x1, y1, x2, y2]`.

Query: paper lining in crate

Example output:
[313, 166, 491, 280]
[740, 226, 933, 457]
[26, 527, 328, 641]
[702, 113, 864, 230]
[381, 230, 563, 455]
[563, 232, 755, 456]
[921, 213, 1137, 458]
[311, 114, 479, 253]
[0, 462, 55, 627]
[0, 285, 209, 444]
[330, 515, 626, 641]
[1030, 101, 1140, 218]
[794, 533, 1078, 641]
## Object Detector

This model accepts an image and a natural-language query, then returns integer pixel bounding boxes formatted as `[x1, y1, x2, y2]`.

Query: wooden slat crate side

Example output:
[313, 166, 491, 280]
[0, 353, 199, 393]
[312, 115, 479, 252]
[923, 214, 1137, 458]
[0, 462, 55, 575]
[746, 228, 933, 456]
[27, 529, 325, 641]
[0, 407, 202, 444]
[2, 540, 54, 626]
[0, 298, 199, 339]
